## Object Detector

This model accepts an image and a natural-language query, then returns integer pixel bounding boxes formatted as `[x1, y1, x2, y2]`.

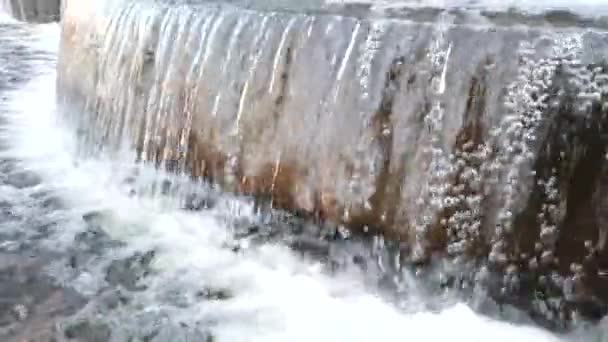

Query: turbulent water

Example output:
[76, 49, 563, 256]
[0, 2, 607, 342]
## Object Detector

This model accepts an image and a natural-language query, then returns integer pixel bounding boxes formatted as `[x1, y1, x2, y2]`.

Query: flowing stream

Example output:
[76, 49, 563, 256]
[0, 2, 607, 342]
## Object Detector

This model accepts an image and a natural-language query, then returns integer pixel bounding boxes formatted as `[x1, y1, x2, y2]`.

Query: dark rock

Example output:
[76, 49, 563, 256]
[82, 211, 111, 225]
[24, 222, 56, 243]
[352, 254, 367, 270]
[320, 222, 341, 241]
[195, 288, 232, 301]
[160, 179, 172, 195]
[0, 250, 86, 337]
[67, 252, 88, 269]
[74, 217, 122, 253]
[105, 251, 155, 291]
[301, 222, 321, 238]
[146, 325, 214, 342]
[0, 159, 18, 174]
[43, 288, 88, 318]
[40, 196, 64, 211]
[64, 320, 111, 342]
[377, 274, 399, 293]
[0, 201, 18, 224]
[159, 289, 190, 308]
[29, 190, 51, 200]
[0, 300, 21, 327]
[233, 224, 260, 239]
[572, 297, 608, 322]
[0, 264, 55, 303]
[98, 289, 130, 310]
[289, 237, 329, 258]
[6, 171, 41, 189]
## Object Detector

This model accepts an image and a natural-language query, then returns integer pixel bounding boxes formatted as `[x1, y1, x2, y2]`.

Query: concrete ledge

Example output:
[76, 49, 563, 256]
[57, 0, 608, 325]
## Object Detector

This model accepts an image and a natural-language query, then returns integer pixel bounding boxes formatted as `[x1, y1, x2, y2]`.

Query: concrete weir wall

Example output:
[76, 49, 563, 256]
[58, 0, 608, 322]
[1, 0, 61, 22]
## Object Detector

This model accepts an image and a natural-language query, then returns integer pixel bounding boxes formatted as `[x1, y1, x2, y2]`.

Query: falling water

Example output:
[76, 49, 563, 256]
[1, 0, 607, 340]
[0, 0, 13, 20]
[59, 0, 608, 321]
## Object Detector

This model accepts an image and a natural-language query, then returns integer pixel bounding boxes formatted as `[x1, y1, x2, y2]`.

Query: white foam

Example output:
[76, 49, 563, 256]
[0, 0, 15, 22]
[0, 23, 568, 342]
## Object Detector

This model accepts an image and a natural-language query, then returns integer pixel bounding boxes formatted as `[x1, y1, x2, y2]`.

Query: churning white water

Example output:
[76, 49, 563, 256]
[0, 2, 14, 22]
[0, 10, 604, 342]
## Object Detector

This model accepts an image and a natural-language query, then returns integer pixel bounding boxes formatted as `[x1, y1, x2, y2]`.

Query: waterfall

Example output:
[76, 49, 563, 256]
[0, 0, 13, 18]
[58, 0, 608, 327]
